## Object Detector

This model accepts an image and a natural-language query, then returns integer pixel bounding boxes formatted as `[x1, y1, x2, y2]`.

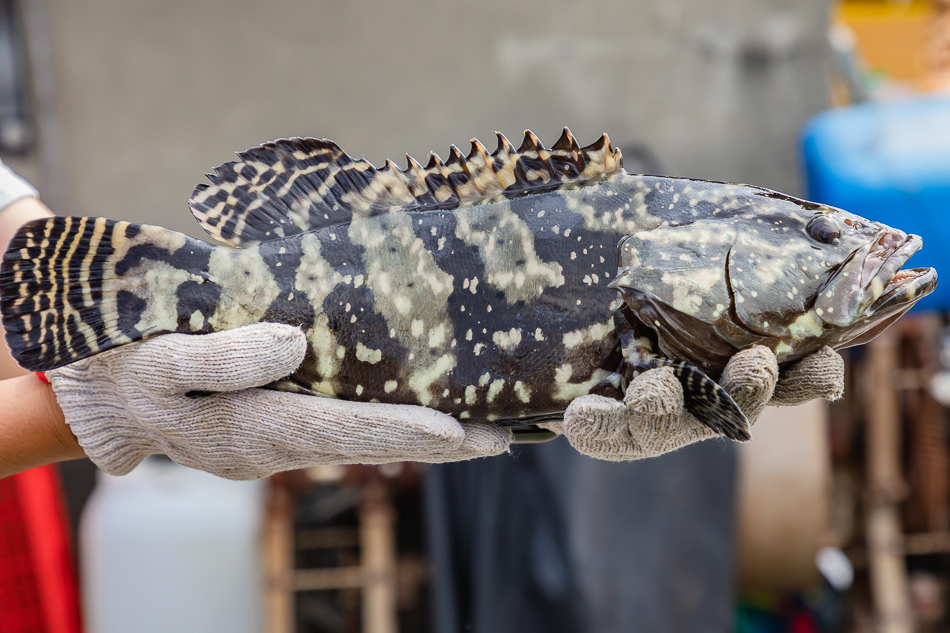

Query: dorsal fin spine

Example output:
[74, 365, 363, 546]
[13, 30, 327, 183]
[189, 128, 624, 247]
[468, 139, 503, 195]
[494, 131, 515, 155]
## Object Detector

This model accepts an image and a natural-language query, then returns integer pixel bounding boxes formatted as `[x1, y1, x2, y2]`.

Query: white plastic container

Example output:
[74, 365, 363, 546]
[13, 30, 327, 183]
[79, 457, 265, 633]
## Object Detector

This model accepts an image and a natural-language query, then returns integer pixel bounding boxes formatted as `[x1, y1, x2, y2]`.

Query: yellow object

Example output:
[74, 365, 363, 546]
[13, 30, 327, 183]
[836, 0, 934, 85]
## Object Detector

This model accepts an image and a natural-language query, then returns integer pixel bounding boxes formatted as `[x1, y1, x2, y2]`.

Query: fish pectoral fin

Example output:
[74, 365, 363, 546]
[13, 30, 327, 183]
[647, 358, 752, 442]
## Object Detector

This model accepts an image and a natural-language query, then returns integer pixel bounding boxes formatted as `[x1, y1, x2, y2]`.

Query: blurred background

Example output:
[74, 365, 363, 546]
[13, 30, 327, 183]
[2, 0, 950, 632]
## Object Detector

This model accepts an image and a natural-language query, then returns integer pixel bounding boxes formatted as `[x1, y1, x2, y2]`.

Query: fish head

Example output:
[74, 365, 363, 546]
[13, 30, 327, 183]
[609, 185, 937, 365]
[725, 202, 936, 358]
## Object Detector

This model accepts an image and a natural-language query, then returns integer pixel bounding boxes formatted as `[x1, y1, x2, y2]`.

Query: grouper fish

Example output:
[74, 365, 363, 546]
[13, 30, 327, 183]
[0, 129, 937, 442]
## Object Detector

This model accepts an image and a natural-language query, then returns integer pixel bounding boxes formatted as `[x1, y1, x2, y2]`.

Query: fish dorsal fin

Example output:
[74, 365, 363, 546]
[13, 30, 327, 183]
[188, 128, 623, 247]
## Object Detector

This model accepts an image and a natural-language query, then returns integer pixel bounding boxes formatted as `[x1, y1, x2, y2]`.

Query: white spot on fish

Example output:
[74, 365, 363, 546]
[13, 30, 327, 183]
[514, 381, 531, 403]
[534, 328, 545, 341]
[428, 323, 447, 348]
[563, 322, 612, 349]
[384, 380, 398, 393]
[492, 328, 522, 351]
[487, 379, 505, 403]
[356, 342, 383, 364]
[408, 353, 456, 406]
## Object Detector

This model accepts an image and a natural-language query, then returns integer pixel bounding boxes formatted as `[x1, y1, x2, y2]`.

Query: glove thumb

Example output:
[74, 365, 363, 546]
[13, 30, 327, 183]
[125, 323, 308, 395]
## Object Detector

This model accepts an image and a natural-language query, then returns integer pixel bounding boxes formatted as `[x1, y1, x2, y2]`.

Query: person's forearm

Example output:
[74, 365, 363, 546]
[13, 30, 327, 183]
[0, 196, 81, 478]
[0, 375, 83, 478]
[0, 197, 54, 379]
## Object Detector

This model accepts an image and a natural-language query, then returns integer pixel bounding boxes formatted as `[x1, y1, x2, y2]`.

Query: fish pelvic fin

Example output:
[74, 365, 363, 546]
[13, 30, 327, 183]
[188, 128, 624, 248]
[0, 216, 220, 371]
[645, 357, 752, 442]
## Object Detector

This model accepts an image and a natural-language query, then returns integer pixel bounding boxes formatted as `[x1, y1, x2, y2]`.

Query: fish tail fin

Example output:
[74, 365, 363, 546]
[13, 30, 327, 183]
[0, 216, 219, 371]
[647, 358, 752, 442]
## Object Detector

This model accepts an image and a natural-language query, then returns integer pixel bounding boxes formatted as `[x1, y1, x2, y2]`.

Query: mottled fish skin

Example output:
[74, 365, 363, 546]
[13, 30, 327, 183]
[0, 129, 937, 429]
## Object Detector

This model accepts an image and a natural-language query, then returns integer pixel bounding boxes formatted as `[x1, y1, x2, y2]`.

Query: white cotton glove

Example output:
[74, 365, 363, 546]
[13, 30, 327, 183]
[47, 323, 511, 479]
[556, 346, 844, 461]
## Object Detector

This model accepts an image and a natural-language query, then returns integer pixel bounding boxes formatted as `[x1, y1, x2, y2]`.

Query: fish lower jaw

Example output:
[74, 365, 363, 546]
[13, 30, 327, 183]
[868, 267, 937, 313]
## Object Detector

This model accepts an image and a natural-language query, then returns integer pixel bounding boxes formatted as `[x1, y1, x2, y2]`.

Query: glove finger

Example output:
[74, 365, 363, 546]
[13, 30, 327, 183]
[128, 323, 308, 395]
[564, 371, 685, 461]
[771, 346, 844, 406]
[563, 394, 641, 460]
[623, 367, 684, 416]
[150, 392, 472, 476]
[719, 345, 778, 424]
[413, 423, 512, 463]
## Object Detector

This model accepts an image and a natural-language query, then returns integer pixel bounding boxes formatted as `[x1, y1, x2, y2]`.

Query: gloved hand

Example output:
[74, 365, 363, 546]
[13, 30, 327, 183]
[556, 346, 844, 461]
[48, 323, 511, 479]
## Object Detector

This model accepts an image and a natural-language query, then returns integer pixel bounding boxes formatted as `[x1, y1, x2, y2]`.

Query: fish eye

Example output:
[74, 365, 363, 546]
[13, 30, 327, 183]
[807, 215, 841, 244]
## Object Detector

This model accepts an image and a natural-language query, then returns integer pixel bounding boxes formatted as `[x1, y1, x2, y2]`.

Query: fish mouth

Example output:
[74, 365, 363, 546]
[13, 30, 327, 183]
[817, 231, 937, 327]
[866, 265, 937, 315]
[861, 234, 937, 317]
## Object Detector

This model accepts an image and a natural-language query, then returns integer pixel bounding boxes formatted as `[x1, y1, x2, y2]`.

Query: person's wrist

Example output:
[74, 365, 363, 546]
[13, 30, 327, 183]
[33, 377, 84, 462]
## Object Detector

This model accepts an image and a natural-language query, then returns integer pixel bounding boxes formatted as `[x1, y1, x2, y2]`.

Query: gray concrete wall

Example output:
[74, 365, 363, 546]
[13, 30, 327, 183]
[38, 0, 829, 238]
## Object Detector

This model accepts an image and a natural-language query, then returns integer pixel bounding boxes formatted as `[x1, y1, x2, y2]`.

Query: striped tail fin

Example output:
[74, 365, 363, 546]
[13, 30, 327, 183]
[0, 216, 217, 371]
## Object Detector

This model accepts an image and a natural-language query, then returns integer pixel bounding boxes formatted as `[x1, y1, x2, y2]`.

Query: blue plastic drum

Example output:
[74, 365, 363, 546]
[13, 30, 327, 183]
[802, 97, 950, 312]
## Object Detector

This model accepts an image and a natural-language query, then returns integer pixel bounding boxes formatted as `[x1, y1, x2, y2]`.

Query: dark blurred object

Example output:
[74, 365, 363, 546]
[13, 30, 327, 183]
[802, 96, 950, 312]
[423, 143, 736, 633]
[908, 570, 945, 632]
[425, 438, 737, 633]
[0, 0, 31, 154]
[825, 315, 950, 633]
[901, 317, 949, 534]
[270, 466, 431, 633]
